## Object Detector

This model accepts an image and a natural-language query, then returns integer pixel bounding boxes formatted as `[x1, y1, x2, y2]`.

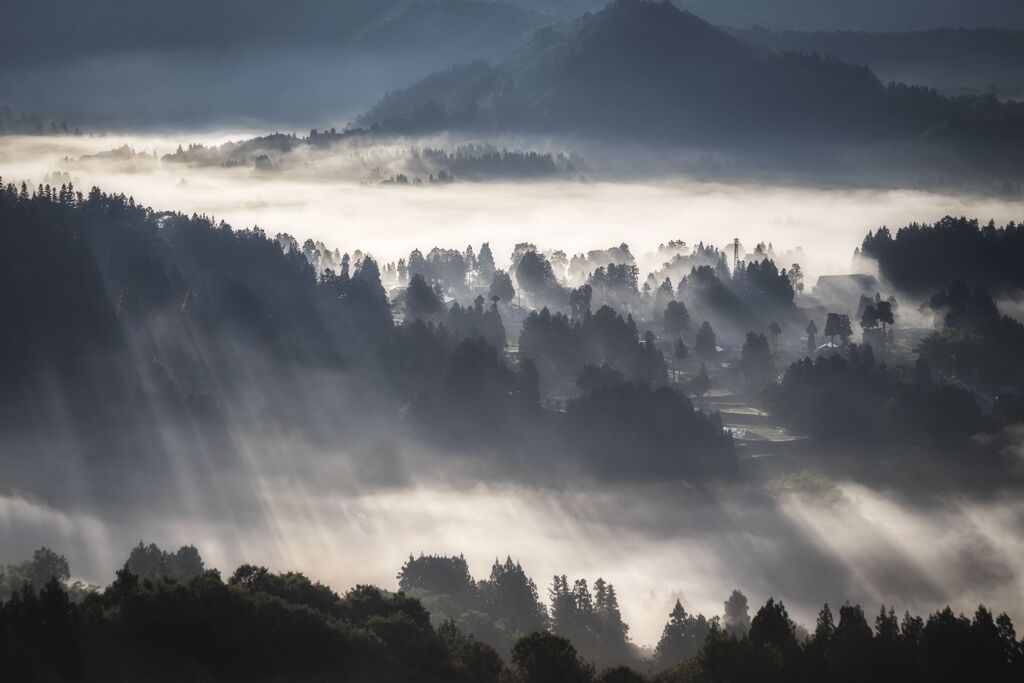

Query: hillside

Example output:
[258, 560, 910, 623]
[358, 0, 1019, 146]
[733, 26, 1024, 97]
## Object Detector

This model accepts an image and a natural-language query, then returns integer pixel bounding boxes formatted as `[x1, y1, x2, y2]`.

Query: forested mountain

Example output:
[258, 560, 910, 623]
[733, 26, 1024, 96]
[7, 0, 1024, 129]
[358, 0, 1023, 148]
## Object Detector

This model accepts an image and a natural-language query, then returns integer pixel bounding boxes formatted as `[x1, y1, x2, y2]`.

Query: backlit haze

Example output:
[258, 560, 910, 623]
[4, 129, 1024, 646]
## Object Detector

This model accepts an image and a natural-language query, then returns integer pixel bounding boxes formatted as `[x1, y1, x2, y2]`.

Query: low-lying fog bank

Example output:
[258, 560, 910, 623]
[3, 133, 1023, 280]
[3, 476, 1023, 647]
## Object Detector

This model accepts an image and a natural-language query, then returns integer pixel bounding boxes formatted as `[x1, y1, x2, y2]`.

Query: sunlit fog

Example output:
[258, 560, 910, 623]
[3, 133, 1022, 280]
[4, 1, 1024, 680]
[6, 475, 1024, 646]
[3, 133, 1024, 648]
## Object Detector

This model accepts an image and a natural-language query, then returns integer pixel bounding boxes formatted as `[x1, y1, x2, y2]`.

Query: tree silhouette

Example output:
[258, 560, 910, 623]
[654, 599, 711, 669]
[569, 284, 593, 322]
[693, 363, 711, 398]
[814, 603, 835, 646]
[0, 548, 71, 599]
[477, 242, 496, 284]
[511, 631, 593, 683]
[695, 321, 717, 361]
[723, 589, 751, 636]
[768, 321, 782, 352]
[488, 269, 515, 305]
[654, 277, 674, 319]
[750, 598, 797, 651]
[479, 557, 549, 642]
[672, 337, 689, 381]
[824, 313, 853, 346]
[788, 263, 804, 295]
[663, 300, 690, 337]
[740, 332, 774, 386]
[876, 300, 894, 335]
[805, 319, 818, 354]
[860, 304, 879, 331]
[398, 553, 476, 608]
[406, 273, 443, 322]
[126, 542, 205, 582]
[673, 338, 689, 363]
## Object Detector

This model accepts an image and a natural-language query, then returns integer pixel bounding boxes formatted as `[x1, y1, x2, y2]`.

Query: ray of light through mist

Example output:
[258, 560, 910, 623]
[3, 130, 1024, 648]
[5, 462, 1024, 645]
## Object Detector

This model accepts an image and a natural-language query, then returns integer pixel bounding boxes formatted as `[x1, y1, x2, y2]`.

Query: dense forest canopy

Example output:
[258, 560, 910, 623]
[859, 217, 1024, 295]
[4, 543, 1024, 681]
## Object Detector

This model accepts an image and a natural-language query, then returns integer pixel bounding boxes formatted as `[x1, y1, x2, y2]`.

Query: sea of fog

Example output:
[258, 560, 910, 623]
[4, 133, 1024, 280]
[3, 132, 1024, 646]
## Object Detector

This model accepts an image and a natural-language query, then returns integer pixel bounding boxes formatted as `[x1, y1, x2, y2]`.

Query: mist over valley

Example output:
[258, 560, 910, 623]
[3, 2, 1024, 681]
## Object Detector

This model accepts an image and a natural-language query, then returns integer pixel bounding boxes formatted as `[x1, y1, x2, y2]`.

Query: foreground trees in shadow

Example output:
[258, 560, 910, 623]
[860, 217, 1024, 296]
[3, 544, 1023, 682]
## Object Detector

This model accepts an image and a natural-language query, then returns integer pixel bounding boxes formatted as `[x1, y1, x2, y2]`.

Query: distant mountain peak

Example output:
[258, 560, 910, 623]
[357, 0, 1020, 145]
[574, 0, 722, 37]
[584, 0, 721, 32]
[504, 0, 751, 70]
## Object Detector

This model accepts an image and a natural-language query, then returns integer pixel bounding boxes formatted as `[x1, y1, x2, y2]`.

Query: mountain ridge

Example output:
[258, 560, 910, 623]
[358, 0, 1017, 145]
